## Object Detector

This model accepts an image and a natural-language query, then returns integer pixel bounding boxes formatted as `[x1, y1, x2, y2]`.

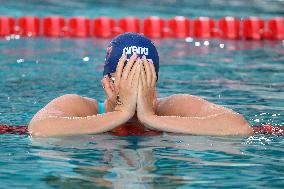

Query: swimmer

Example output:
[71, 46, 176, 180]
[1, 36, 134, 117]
[28, 32, 253, 137]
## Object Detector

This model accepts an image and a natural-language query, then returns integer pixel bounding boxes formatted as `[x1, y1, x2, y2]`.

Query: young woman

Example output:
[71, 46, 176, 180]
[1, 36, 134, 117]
[28, 32, 253, 137]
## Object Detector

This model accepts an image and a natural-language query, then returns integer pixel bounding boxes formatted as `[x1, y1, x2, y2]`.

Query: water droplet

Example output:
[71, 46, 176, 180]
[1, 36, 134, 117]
[185, 37, 193, 43]
[83, 57, 90, 62]
[203, 41, 210, 46]
[195, 42, 201, 46]
[17, 59, 25, 63]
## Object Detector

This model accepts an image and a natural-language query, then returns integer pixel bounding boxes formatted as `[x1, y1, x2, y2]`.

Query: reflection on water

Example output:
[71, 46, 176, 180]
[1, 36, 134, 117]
[25, 133, 280, 189]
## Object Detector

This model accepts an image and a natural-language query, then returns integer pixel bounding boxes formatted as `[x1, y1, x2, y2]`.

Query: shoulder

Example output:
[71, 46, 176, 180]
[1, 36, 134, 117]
[158, 94, 203, 103]
[156, 94, 232, 117]
[51, 94, 96, 106]
[30, 94, 99, 124]
[45, 94, 99, 117]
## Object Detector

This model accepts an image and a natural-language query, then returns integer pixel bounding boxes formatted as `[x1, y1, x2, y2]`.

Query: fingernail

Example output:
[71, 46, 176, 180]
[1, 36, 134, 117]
[142, 55, 146, 60]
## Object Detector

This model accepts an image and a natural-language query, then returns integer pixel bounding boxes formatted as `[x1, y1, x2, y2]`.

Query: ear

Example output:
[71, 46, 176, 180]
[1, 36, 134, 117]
[101, 77, 114, 98]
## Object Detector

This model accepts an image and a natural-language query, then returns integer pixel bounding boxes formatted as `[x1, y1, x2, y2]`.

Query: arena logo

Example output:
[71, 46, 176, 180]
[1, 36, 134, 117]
[123, 46, 149, 56]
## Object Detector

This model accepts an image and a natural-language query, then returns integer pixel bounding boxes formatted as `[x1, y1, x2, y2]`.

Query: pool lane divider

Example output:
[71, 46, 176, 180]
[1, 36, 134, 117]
[0, 124, 283, 136]
[0, 16, 283, 40]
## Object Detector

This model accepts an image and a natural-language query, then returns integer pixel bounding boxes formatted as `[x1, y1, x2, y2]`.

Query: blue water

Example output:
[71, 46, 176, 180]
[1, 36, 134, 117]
[1, 0, 284, 188]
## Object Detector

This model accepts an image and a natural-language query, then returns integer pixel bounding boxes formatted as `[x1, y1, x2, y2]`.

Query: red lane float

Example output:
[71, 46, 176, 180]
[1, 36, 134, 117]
[193, 17, 216, 38]
[18, 16, 40, 36]
[143, 16, 165, 38]
[68, 17, 90, 37]
[0, 124, 283, 136]
[0, 125, 28, 135]
[253, 125, 284, 136]
[43, 16, 66, 37]
[0, 16, 15, 36]
[243, 17, 265, 40]
[93, 17, 117, 38]
[168, 16, 190, 38]
[0, 16, 283, 40]
[218, 17, 240, 39]
[119, 17, 140, 33]
[267, 17, 284, 40]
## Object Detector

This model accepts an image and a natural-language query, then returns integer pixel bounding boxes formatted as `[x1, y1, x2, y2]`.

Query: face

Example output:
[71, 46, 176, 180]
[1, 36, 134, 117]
[101, 71, 158, 108]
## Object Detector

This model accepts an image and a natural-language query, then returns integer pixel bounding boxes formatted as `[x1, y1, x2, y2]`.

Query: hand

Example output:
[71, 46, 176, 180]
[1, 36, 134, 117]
[113, 53, 141, 118]
[102, 53, 141, 113]
[137, 56, 157, 122]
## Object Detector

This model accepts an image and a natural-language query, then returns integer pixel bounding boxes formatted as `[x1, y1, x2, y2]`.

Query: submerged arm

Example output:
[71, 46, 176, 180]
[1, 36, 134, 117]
[28, 94, 131, 137]
[140, 112, 253, 136]
[29, 110, 131, 137]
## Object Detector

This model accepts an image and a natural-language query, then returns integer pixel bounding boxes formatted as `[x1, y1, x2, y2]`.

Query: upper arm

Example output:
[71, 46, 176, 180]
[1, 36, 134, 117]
[30, 94, 99, 124]
[156, 94, 234, 117]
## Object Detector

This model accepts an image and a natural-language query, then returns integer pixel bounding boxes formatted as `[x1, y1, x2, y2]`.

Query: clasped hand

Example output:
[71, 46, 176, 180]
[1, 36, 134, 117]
[102, 53, 157, 121]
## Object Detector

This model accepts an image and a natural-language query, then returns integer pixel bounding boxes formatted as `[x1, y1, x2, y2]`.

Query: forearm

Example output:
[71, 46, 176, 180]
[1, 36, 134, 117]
[29, 110, 130, 137]
[140, 113, 253, 136]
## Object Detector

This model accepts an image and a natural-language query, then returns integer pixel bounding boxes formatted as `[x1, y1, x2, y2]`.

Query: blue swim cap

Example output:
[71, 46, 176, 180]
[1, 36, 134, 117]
[103, 32, 159, 79]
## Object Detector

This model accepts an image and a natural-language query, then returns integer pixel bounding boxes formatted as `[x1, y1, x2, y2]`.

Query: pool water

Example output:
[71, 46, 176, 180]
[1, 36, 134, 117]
[1, 0, 284, 188]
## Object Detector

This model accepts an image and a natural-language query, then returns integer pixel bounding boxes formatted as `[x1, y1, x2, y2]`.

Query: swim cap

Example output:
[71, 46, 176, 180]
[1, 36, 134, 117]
[103, 32, 159, 79]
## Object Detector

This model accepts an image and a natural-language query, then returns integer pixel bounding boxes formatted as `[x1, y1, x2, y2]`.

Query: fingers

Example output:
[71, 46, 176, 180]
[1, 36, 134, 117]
[128, 57, 141, 83]
[122, 53, 138, 80]
[148, 60, 157, 87]
[109, 79, 115, 91]
[138, 74, 143, 96]
[140, 61, 147, 89]
[131, 60, 141, 87]
[115, 54, 127, 87]
[142, 56, 152, 87]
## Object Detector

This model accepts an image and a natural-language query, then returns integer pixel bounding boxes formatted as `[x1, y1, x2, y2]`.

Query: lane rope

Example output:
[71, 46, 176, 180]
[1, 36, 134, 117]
[0, 124, 283, 136]
[0, 16, 283, 40]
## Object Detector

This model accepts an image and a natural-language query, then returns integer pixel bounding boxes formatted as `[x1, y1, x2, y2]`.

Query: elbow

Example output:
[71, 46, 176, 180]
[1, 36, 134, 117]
[28, 123, 42, 137]
[28, 122, 46, 137]
[28, 120, 55, 137]
[223, 114, 253, 136]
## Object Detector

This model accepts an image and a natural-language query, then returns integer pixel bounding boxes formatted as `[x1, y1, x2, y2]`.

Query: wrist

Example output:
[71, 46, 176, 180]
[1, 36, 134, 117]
[138, 111, 156, 124]
[105, 99, 115, 112]
[114, 105, 134, 119]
